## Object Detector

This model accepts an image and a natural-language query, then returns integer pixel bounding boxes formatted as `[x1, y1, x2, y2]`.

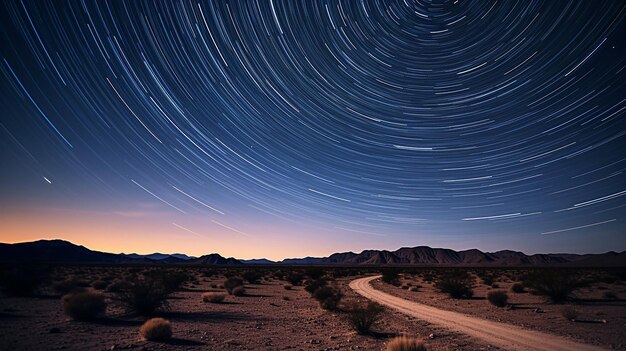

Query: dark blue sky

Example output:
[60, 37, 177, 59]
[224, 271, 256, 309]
[1, 0, 625, 258]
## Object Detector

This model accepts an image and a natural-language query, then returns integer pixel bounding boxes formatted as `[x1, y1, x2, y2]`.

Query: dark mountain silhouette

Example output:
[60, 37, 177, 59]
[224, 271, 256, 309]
[316, 247, 570, 266]
[189, 254, 241, 265]
[561, 251, 626, 267]
[279, 257, 325, 264]
[124, 253, 195, 261]
[0, 240, 236, 265]
[0, 239, 133, 264]
[239, 258, 276, 264]
[0, 239, 623, 266]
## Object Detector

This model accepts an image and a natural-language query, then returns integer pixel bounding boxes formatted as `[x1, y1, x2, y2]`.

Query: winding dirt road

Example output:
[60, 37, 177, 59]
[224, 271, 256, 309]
[350, 275, 606, 351]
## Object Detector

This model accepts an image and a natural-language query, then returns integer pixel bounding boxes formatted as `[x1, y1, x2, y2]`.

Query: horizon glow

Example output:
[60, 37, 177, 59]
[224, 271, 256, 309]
[1, 1, 625, 260]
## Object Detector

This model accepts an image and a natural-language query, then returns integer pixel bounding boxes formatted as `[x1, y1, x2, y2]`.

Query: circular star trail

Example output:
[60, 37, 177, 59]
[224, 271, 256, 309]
[1, 0, 625, 252]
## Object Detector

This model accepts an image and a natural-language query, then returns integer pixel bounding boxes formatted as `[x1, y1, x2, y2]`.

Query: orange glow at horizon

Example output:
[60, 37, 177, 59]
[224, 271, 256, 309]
[0, 205, 369, 261]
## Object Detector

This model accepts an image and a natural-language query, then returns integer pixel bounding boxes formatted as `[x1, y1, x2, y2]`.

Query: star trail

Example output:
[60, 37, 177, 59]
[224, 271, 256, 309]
[1, 0, 625, 258]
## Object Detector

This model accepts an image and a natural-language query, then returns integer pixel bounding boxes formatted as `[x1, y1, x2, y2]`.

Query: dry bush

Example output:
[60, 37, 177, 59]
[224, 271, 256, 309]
[140, 318, 172, 341]
[202, 292, 226, 303]
[224, 277, 244, 294]
[561, 307, 579, 321]
[113, 278, 171, 316]
[313, 286, 342, 310]
[487, 290, 508, 307]
[305, 279, 327, 294]
[381, 269, 400, 285]
[53, 278, 89, 295]
[106, 279, 132, 292]
[91, 280, 108, 290]
[283, 284, 292, 290]
[285, 272, 304, 286]
[434, 271, 474, 299]
[242, 271, 263, 284]
[482, 276, 494, 286]
[232, 285, 246, 296]
[386, 336, 427, 351]
[144, 270, 190, 292]
[603, 291, 617, 299]
[510, 283, 525, 293]
[524, 270, 581, 303]
[62, 291, 106, 321]
[347, 302, 384, 334]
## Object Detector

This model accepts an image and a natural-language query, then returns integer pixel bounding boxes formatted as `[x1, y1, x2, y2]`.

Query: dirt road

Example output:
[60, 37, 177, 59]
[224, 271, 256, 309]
[350, 275, 606, 351]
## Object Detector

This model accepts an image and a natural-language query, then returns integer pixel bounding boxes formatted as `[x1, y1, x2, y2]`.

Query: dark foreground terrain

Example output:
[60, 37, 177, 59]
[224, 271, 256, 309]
[0, 265, 625, 350]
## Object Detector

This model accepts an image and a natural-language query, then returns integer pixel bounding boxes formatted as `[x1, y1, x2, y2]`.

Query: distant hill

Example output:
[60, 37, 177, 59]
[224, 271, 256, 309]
[124, 253, 196, 261]
[0, 240, 134, 264]
[279, 257, 326, 265]
[189, 254, 241, 265]
[0, 240, 237, 265]
[239, 258, 276, 264]
[0, 239, 623, 267]
[317, 246, 570, 266]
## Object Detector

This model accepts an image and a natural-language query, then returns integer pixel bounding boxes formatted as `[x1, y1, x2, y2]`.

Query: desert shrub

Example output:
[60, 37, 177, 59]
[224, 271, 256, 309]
[305, 279, 327, 294]
[283, 284, 292, 290]
[0, 266, 47, 296]
[313, 286, 342, 310]
[232, 286, 246, 296]
[242, 271, 263, 284]
[285, 273, 304, 286]
[145, 270, 189, 291]
[381, 269, 400, 285]
[140, 318, 172, 341]
[386, 336, 427, 351]
[224, 277, 244, 294]
[202, 292, 226, 303]
[511, 283, 525, 293]
[524, 270, 581, 303]
[113, 278, 171, 316]
[347, 302, 384, 334]
[91, 280, 108, 290]
[487, 291, 508, 307]
[305, 268, 326, 280]
[603, 291, 617, 299]
[106, 279, 132, 292]
[491, 283, 499, 288]
[423, 273, 434, 283]
[210, 283, 218, 288]
[482, 276, 494, 286]
[561, 307, 579, 321]
[223, 270, 237, 278]
[53, 278, 89, 295]
[202, 269, 217, 277]
[62, 291, 106, 321]
[434, 272, 474, 299]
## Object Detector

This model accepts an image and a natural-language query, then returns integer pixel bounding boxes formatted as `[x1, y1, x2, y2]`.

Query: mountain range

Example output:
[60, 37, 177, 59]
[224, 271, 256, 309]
[0, 239, 624, 267]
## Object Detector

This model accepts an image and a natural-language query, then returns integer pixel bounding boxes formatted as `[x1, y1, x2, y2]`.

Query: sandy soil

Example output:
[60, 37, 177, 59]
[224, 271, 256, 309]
[352, 276, 607, 351]
[369, 272, 626, 350]
[0, 267, 493, 351]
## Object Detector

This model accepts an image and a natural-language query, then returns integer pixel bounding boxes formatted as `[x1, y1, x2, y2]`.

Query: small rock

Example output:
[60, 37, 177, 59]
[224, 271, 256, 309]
[429, 333, 436, 339]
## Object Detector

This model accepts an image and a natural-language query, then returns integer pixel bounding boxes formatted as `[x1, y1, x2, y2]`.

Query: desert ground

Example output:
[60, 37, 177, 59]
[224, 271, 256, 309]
[0, 266, 624, 350]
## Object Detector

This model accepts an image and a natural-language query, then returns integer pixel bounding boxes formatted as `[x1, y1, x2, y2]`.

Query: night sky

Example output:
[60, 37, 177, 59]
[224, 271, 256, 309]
[1, 1, 625, 259]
